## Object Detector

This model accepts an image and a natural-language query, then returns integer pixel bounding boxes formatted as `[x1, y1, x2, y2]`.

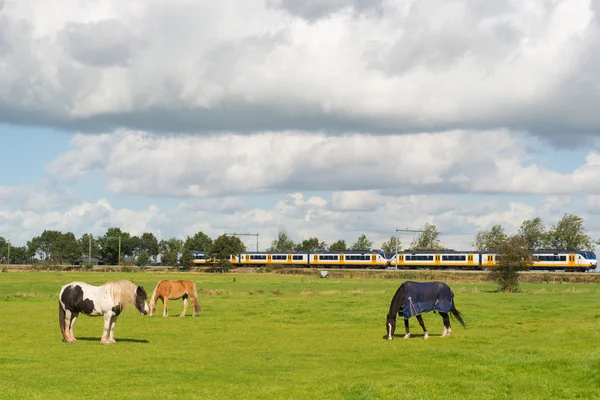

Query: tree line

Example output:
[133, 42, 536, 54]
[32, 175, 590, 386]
[0, 213, 596, 267]
[0, 227, 244, 268]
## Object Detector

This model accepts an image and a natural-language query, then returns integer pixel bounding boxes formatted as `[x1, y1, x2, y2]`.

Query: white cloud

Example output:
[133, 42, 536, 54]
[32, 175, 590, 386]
[0, 0, 598, 141]
[45, 129, 600, 198]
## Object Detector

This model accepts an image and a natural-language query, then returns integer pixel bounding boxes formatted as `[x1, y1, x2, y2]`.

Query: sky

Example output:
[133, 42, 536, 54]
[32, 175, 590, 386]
[1, 0, 600, 251]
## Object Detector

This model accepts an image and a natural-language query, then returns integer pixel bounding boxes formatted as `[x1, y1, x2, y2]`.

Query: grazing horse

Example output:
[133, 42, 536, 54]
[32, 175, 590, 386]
[149, 280, 201, 317]
[58, 280, 149, 344]
[386, 281, 465, 340]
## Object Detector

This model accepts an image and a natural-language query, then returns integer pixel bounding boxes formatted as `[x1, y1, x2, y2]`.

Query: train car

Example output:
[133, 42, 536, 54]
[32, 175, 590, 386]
[388, 251, 481, 270]
[235, 251, 310, 267]
[526, 250, 595, 272]
[191, 251, 211, 265]
[192, 249, 597, 272]
[481, 250, 597, 272]
[309, 251, 388, 269]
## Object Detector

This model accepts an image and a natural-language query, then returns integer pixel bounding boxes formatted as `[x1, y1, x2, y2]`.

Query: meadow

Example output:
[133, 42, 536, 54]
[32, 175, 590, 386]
[1, 270, 599, 400]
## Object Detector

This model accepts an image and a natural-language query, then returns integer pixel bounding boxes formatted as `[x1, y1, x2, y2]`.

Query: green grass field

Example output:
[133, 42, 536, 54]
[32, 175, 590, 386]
[1, 271, 599, 399]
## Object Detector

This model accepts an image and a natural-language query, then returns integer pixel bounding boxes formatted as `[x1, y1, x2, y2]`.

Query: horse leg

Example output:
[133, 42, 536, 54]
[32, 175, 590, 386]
[68, 312, 79, 342]
[416, 315, 428, 339]
[108, 316, 118, 344]
[60, 308, 72, 342]
[403, 318, 410, 340]
[101, 313, 113, 344]
[180, 296, 188, 317]
[440, 312, 451, 337]
[162, 297, 169, 317]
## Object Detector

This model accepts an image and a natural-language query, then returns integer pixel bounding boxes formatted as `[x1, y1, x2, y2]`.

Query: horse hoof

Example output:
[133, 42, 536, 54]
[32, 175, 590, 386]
[403, 335, 410, 340]
[424, 334, 429, 340]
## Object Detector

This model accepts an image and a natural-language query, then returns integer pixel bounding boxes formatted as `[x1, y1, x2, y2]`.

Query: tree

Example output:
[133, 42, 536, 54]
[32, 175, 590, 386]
[133, 232, 160, 266]
[159, 238, 184, 267]
[181, 231, 213, 267]
[0, 236, 7, 263]
[408, 223, 446, 250]
[545, 213, 595, 250]
[472, 224, 508, 252]
[7, 245, 29, 264]
[328, 240, 347, 251]
[98, 228, 132, 265]
[27, 230, 80, 264]
[517, 217, 546, 251]
[78, 233, 101, 263]
[489, 235, 532, 292]
[267, 229, 295, 252]
[295, 237, 327, 252]
[380, 236, 402, 253]
[28, 230, 62, 260]
[350, 234, 372, 251]
[54, 232, 81, 265]
[209, 234, 246, 272]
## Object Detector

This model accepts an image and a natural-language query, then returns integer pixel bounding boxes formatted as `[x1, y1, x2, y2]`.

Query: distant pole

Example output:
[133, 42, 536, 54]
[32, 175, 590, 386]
[395, 238, 398, 270]
[118, 236, 121, 265]
[7, 240, 10, 266]
[256, 234, 259, 252]
[88, 234, 92, 265]
[395, 229, 402, 270]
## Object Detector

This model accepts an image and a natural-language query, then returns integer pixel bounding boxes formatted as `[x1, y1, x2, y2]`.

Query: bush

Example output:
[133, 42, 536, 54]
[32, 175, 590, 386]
[208, 260, 233, 273]
[488, 235, 532, 292]
[83, 262, 94, 271]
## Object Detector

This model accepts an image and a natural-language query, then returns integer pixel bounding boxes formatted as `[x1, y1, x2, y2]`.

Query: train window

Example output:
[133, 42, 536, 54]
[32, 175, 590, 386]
[292, 255, 303, 260]
[560, 256, 566, 261]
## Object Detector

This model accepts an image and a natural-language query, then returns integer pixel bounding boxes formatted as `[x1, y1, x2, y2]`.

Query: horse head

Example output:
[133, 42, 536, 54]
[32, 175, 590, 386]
[135, 286, 150, 315]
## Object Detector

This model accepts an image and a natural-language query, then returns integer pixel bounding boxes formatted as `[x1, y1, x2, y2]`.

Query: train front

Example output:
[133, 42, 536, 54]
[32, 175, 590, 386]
[585, 251, 598, 270]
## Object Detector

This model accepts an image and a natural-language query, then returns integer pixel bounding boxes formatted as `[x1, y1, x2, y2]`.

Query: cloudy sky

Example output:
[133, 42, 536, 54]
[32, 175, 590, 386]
[1, 0, 600, 251]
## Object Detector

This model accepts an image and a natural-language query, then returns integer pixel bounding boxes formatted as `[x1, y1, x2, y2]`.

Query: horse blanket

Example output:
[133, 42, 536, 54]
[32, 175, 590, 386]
[401, 281, 453, 319]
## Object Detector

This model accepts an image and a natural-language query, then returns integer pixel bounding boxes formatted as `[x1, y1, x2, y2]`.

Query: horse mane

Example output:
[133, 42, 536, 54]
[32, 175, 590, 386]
[107, 280, 138, 308]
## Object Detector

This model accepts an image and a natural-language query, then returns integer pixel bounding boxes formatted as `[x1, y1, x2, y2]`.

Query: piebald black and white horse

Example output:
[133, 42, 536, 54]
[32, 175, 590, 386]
[386, 281, 465, 340]
[58, 280, 149, 344]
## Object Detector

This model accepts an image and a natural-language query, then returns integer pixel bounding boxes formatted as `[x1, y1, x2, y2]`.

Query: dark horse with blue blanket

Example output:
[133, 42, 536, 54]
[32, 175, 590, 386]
[386, 281, 465, 340]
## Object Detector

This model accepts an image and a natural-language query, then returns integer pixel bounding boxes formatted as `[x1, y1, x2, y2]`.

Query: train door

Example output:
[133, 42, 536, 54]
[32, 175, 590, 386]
[267, 254, 272, 264]
[339, 254, 344, 265]
[435, 254, 440, 266]
[288, 254, 291, 265]
[245, 254, 249, 264]
[468, 254, 474, 267]
[568, 254, 575, 267]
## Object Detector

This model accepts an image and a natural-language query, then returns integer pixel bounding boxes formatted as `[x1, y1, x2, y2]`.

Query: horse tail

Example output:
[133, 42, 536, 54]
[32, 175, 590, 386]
[58, 300, 68, 341]
[450, 293, 466, 329]
[191, 282, 201, 313]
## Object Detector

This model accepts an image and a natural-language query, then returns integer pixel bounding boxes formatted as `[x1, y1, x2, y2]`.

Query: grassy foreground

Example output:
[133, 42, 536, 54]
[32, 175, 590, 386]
[0, 271, 599, 400]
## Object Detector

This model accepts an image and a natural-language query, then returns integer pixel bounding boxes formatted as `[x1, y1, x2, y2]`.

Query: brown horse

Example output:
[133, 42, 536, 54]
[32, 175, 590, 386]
[149, 280, 201, 317]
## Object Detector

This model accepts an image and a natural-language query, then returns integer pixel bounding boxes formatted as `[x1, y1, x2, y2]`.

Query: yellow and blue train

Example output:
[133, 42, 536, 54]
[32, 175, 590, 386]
[191, 249, 597, 272]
